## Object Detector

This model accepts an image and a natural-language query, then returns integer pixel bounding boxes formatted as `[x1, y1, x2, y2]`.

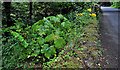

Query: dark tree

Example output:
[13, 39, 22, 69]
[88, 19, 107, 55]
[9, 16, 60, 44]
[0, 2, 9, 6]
[30, 2, 32, 19]
[29, 2, 32, 25]
[3, 2, 12, 27]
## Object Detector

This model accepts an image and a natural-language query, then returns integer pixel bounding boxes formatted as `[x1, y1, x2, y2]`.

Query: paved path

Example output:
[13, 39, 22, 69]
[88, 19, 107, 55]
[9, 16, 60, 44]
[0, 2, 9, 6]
[100, 6, 120, 68]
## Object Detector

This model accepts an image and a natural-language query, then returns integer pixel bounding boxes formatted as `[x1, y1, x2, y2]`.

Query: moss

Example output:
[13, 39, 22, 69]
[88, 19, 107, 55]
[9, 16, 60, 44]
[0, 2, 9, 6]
[66, 57, 83, 68]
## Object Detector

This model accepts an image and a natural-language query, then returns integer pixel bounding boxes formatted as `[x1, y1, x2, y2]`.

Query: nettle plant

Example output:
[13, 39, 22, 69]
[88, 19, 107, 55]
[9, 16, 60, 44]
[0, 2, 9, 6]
[2, 14, 73, 65]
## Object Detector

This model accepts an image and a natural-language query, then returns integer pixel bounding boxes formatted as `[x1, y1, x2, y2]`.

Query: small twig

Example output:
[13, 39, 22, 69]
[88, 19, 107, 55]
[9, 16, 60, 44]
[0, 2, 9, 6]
[82, 60, 90, 70]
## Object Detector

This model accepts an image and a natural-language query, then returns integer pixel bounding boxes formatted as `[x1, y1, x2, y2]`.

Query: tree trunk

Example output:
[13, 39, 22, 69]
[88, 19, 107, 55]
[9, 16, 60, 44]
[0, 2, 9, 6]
[30, 2, 32, 25]
[3, 2, 12, 27]
[91, 2, 94, 13]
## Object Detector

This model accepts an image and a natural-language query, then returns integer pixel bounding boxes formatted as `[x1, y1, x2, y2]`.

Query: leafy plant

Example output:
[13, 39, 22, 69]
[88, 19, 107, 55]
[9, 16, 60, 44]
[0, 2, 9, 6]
[41, 44, 56, 59]
[2, 2, 100, 68]
[111, 2, 120, 9]
[2, 14, 74, 68]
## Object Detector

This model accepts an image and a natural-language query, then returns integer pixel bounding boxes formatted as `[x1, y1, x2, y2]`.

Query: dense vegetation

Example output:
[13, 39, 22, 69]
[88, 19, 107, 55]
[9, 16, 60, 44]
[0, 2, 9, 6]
[111, 2, 120, 9]
[2, 2, 102, 69]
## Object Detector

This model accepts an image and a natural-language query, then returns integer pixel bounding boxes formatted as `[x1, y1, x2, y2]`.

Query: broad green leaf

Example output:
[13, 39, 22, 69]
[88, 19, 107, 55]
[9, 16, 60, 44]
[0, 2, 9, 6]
[50, 46, 56, 54]
[16, 29, 21, 32]
[78, 48, 84, 51]
[41, 44, 56, 59]
[56, 14, 64, 19]
[55, 28, 61, 35]
[31, 53, 38, 57]
[63, 17, 68, 21]
[45, 34, 59, 42]
[41, 44, 49, 53]
[32, 20, 44, 30]
[49, 16, 60, 23]
[35, 49, 40, 54]
[37, 37, 44, 45]
[23, 41, 28, 48]
[10, 31, 24, 42]
[45, 34, 54, 42]
[44, 45, 56, 59]
[45, 53, 51, 59]
[54, 37, 66, 48]
[61, 22, 65, 27]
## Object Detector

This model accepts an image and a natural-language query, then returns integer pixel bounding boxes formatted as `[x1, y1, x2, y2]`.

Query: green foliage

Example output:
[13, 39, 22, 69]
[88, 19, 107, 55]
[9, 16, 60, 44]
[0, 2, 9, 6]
[111, 2, 120, 9]
[54, 37, 66, 49]
[2, 2, 99, 69]
[44, 2, 91, 15]
[2, 14, 73, 68]
[75, 9, 96, 26]
[41, 44, 56, 59]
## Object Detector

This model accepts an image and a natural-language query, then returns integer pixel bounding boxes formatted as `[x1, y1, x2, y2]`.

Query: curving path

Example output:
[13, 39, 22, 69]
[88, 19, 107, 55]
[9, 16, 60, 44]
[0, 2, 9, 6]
[100, 6, 120, 68]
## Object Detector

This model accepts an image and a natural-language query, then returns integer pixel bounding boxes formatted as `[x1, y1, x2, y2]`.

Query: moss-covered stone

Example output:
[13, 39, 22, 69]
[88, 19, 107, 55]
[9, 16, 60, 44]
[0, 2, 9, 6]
[46, 18, 101, 68]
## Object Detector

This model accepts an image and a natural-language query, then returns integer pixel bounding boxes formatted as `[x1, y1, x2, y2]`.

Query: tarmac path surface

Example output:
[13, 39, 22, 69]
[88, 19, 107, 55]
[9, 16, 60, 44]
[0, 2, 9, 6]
[100, 6, 120, 68]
